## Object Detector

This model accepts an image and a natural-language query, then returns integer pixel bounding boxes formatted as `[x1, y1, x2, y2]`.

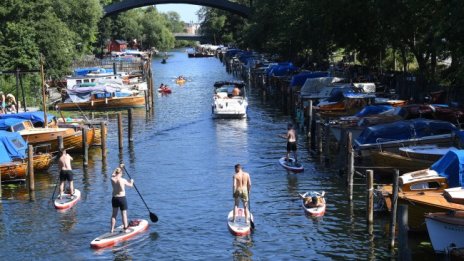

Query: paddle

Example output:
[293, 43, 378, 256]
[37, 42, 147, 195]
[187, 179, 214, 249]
[51, 175, 61, 202]
[122, 166, 158, 223]
[248, 189, 255, 230]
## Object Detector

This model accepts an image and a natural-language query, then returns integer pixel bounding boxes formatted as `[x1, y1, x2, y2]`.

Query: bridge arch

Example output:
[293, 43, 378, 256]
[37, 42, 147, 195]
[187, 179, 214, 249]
[104, 0, 251, 18]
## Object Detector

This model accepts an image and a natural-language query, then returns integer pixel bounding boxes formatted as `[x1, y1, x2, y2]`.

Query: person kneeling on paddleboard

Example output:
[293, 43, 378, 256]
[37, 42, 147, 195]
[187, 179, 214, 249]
[232, 164, 252, 224]
[300, 192, 325, 208]
[58, 148, 75, 200]
[111, 164, 134, 233]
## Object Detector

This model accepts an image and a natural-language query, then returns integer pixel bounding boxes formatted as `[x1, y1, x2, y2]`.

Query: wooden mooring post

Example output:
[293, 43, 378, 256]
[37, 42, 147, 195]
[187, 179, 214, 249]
[390, 169, 400, 249]
[128, 108, 134, 144]
[398, 204, 411, 260]
[347, 132, 354, 201]
[117, 112, 123, 151]
[27, 145, 35, 192]
[317, 121, 323, 155]
[82, 127, 88, 166]
[57, 136, 64, 151]
[100, 121, 107, 162]
[306, 100, 313, 147]
[366, 170, 374, 227]
[324, 120, 330, 164]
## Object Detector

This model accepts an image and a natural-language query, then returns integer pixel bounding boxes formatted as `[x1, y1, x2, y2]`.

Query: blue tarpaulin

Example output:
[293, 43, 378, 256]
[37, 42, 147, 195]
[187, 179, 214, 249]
[355, 105, 393, 117]
[266, 63, 299, 77]
[0, 118, 25, 131]
[355, 119, 458, 145]
[431, 150, 464, 187]
[0, 130, 27, 161]
[290, 72, 329, 87]
[0, 111, 56, 126]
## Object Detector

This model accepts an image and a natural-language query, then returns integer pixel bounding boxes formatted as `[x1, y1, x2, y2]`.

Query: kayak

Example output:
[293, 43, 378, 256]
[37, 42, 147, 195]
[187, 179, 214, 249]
[175, 79, 186, 84]
[157, 88, 172, 94]
[227, 208, 253, 236]
[300, 192, 326, 217]
[279, 157, 304, 173]
[90, 219, 149, 249]
[54, 189, 81, 210]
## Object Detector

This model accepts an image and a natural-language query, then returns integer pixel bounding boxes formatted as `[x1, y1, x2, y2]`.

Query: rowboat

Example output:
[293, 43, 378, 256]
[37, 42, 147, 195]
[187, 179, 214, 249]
[425, 211, 464, 253]
[278, 157, 304, 173]
[90, 219, 149, 249]
[54, 189, 81, 210]
[300, 192, 326, 217]
[56, 95, 145, 111]
[227, 208, 253, 236]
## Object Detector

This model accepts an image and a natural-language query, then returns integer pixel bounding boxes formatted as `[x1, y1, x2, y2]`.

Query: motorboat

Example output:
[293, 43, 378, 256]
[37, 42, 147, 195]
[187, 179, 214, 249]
[212, 81, 248, 119]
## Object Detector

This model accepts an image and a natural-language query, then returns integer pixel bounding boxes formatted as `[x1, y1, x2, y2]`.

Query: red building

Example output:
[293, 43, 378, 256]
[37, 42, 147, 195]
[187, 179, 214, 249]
[107, 39, 127, 52]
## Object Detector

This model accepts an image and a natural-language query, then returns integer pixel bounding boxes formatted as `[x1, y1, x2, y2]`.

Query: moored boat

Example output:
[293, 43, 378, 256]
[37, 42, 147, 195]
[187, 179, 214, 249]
[425, 211, 464, 253]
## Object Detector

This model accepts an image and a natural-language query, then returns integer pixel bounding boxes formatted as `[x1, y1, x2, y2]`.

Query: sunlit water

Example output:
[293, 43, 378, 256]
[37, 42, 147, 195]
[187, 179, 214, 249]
[0, 50, 437, 260]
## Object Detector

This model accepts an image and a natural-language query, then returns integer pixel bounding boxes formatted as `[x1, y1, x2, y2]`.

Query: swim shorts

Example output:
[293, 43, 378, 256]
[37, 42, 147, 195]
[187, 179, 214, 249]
[59, 170, 74, 182]
[234, 189, 249, 202]
[112, 196, 128, 211]
[287, 141, 297, 152]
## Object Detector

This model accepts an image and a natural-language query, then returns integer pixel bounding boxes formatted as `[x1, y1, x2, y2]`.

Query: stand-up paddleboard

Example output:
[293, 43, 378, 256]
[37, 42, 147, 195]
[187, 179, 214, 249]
[300, 192, 326, 217]
[54, 189, 81, 210]
[90, 219, 149, 249]
[227, 208, 253, 236]
[279, 157, 304, 173]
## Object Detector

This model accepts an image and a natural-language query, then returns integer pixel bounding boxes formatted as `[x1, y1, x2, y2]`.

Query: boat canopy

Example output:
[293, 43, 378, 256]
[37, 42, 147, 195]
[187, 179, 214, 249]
[430, 150, 464, 187]
[300, 77, 345, 98]
[355, 105, 394, 117]
[0, 130, 27, 161]
[0, 111, 56, 126]
[290, 71, 329, 87]
[214, 81, 245, 88]
[0, 118, 25, 131]
[355, 119, 458, 145]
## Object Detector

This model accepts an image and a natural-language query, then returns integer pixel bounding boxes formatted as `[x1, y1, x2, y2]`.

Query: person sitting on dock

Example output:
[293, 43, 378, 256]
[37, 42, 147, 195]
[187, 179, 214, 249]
[5, 93, 19, 113]
[111, 164, 134, 233]
[58, 148, 75, 200]
[232, 164, 252, 224]
[300, 192, 325, 208]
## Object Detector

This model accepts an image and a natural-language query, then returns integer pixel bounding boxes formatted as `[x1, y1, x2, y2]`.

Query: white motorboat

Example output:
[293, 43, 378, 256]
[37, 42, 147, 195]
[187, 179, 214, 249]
[212, 81, 248, 119]
[425, 211, 464, 253]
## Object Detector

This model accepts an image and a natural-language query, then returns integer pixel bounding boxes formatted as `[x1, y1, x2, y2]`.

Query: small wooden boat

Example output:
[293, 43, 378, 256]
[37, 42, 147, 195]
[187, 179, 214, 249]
[279, 157, 304, 173]
[300, 192, 326, 217]
[227, 208, 253, 236]
[0, 162, 27, 182]
[90, 219, 149, 249]
[54, 189, 81, 210]
[425, 211, 464, 253]
[370, 150, 435, 173]
[56, 95, 145, 111]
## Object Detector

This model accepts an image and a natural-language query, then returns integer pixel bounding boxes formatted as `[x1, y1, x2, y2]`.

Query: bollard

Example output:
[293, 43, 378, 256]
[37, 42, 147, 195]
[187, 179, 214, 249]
[27, 145, 35, 192]
[117, 112, 123, 151]
[128, 108, 133, 143]
[398, 204, 411, 260]
[57, 136, 64, 151]
[82, 127, 88, 166]
[347, 132, 354, 201]
[390, 169, 400, 249]
[100, 122, 107, 162]
[366, 170, 374, 226]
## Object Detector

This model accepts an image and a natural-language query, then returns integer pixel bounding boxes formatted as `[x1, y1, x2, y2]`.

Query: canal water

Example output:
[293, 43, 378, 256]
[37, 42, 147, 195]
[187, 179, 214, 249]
[0, 49, 436, 260]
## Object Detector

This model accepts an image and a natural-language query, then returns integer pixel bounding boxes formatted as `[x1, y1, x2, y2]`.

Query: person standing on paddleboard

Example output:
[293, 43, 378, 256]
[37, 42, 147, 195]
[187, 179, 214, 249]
[58, 148, 75, 199]
[111, 164, 134, 233]
[232, 164, 251, 224]
[283, 123, 298, 162]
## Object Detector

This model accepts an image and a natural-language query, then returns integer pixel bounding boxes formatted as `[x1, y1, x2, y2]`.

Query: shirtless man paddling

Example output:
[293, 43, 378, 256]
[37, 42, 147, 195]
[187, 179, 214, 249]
[58, 148, 74, 199]
[232, 164, 252, 224]
[284, 123, 298, 162]
[111, 165, 134, 233]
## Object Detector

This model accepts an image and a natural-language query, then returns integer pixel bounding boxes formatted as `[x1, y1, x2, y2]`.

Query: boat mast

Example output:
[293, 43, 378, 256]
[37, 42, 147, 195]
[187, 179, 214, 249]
[40, 54, 48, 128]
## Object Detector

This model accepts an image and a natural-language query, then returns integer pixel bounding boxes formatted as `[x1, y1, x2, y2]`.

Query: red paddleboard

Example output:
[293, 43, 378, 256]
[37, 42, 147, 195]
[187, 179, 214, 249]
[300, 192, 326, 217]
[54, 189, 81, 210]
[227, 208, 253, 236]
[279, 157, 304, 173]
[90, 219, 149, 249]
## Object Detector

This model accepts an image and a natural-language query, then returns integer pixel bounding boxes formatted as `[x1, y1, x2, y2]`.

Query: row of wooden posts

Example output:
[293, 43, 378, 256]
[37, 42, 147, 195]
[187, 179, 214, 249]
[15, 108, 139, 199]
[305, 101, 409, 256]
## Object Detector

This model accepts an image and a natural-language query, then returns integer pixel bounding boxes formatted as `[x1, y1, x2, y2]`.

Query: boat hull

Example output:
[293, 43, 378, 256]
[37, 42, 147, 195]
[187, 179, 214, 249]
[56, 96, 145, 111]
[370, 150, 434, 173]
[23, 127, 98, 153]
[0, 162, 27, 182]
[301, 192, 326, 217]
[425, 212, 464, 252]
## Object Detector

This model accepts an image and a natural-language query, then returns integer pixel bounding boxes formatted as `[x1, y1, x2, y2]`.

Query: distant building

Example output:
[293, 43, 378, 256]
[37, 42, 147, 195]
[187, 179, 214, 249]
[107, 39, 128, 52]
[184, 22, 200, 35]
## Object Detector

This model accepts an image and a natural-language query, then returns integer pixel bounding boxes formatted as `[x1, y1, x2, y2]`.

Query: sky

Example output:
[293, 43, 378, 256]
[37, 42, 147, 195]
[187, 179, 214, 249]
[156, 4, 201, 23]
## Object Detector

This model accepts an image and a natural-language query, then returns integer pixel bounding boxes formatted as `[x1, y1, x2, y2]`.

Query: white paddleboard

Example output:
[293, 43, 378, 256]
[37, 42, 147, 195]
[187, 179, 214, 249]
[90, 219, 149, 249]
[54, 189, 81, 210]
[279, 157, 304, 173]
[227, 208, 253, 236]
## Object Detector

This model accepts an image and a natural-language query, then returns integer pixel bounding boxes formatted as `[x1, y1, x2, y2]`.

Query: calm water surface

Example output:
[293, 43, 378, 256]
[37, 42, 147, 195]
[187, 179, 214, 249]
[0, 50, 437, 260]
